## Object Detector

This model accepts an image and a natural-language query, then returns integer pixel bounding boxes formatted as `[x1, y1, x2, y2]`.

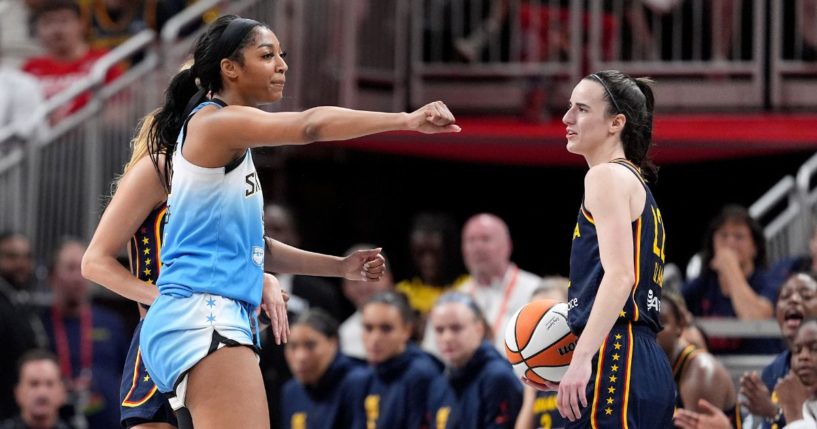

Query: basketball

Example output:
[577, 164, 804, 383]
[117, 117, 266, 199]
[504, 299, 578, 384]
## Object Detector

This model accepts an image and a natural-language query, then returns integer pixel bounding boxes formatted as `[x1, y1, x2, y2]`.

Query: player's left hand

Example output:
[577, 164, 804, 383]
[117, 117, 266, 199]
[521, 376, 558, 392]
[557, 356, 591, 421]
[407, 101, 461, 134]
[341, 248, 386, 281]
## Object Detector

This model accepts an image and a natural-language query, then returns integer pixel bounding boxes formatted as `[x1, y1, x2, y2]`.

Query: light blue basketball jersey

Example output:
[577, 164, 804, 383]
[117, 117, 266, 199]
[156, 101, 265, 307]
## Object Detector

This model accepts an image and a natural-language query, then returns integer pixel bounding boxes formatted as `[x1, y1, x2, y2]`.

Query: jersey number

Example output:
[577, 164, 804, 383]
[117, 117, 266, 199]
[245, 172, 261, 197]
[651, 206, 666, 262]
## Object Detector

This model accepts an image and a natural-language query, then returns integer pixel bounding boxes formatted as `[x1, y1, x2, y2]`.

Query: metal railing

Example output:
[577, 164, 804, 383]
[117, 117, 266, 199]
[407, 1, 815, 111]
[410, 0, 583, 111]
[749, 175, 803, 265]
[587, 0, 766, 109]
[0, 29, 159, 255]
[770, 0, 817, 108]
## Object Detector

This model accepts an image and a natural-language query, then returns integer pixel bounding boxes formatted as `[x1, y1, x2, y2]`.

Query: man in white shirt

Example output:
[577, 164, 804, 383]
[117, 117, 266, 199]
[424, 213, 541, 354]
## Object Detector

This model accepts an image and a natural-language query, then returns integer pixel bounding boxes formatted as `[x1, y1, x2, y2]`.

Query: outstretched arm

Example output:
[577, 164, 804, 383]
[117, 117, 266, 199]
[197, 100, 458, 147]
[82, 156, 166, 306]
[558, 164, 637, 422]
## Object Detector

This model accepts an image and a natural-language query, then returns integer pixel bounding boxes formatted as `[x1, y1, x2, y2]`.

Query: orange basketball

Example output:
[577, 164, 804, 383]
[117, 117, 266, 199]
[504, 299, 578, 384]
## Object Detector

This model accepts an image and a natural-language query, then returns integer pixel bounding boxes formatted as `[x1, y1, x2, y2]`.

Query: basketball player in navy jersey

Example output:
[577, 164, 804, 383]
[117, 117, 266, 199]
[524, 70, 674, 428]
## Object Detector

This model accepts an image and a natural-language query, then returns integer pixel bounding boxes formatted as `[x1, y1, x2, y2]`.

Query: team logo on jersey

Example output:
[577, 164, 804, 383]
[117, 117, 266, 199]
[252, 246, 264, 267]
[647, 289, 661, 312]
[245, 172, 261, 197]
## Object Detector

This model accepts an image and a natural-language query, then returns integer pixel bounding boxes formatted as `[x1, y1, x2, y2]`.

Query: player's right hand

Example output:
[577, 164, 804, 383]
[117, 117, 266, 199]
[261, 273, 290, 345]
[407, 101, 461, 134]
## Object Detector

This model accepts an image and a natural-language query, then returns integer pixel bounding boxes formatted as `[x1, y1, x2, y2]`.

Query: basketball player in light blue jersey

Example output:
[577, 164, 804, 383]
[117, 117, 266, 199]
[127, 14, 459, 429]
[83, 105, 289, 428]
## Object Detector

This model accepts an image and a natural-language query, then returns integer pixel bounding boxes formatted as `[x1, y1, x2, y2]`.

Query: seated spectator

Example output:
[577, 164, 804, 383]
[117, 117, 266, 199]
[448, 213, 540, 353]
[740, 272, 817, 428]
[426, 292, 522, 429]
[682, 205, 783, 354]
[777, 318, 817, 428]
[22, 0, 122, 123]
[396, 213, 466, 320]
[281, 309, 364, 429]
[39, 238, 128, 429]
[0, 232, 36, 293]
[0, 232, 47, 421]
[346, 291, 442, 429]
[658, 291, 736, 415]
[515, 282, 567, 429]
[0, 350, 71, 429]
[339, 244, 394, 360]
[0, 64, 44, 142]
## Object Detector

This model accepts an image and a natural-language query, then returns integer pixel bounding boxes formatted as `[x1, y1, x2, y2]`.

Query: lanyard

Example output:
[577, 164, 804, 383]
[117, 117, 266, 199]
[52, 305, 93, 384]
[470, 265, 520, 335]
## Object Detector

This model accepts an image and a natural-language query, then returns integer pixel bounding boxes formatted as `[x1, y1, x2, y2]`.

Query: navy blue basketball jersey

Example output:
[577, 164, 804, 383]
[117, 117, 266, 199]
[568, 159, 666, 335]
[128, 203, 167, 310]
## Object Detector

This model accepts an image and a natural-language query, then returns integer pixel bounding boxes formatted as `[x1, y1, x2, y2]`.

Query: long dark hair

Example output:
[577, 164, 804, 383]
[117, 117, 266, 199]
[147, 15, 267, 192]
[587, 70, 657, 180]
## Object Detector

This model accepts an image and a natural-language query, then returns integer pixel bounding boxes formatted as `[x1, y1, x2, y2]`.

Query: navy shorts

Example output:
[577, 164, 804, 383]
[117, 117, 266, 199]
[120, 319, 177, 428]
[567, 323, 674, 429]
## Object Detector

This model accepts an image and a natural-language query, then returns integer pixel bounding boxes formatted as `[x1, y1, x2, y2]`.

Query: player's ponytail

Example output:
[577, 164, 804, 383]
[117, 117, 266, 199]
[147, 68, 200, 192]
[629, 77, 657, 180]
[587, 71, 658, 180]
